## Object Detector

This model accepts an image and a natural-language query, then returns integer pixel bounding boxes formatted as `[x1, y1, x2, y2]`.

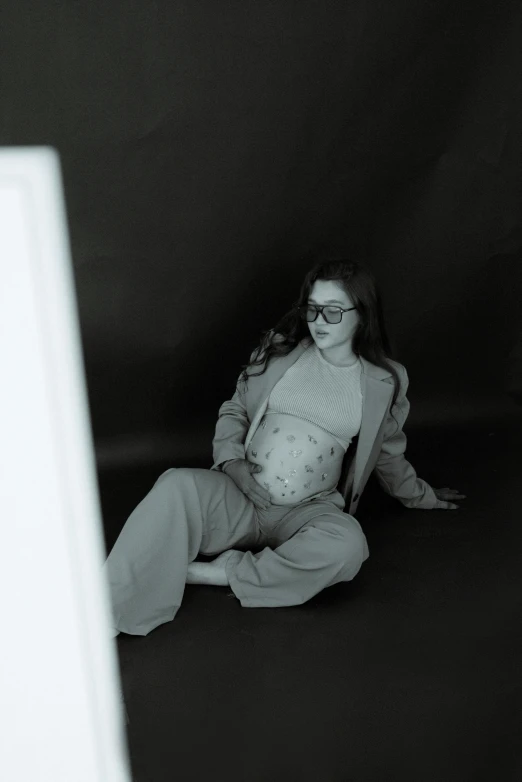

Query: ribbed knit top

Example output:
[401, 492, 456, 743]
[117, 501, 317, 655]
[266, 342, 363, 450]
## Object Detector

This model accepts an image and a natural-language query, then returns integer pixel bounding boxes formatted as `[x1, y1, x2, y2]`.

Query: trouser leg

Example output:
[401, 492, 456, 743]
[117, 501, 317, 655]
[225, 494, 369, 608]
[102, 467, 259, 636]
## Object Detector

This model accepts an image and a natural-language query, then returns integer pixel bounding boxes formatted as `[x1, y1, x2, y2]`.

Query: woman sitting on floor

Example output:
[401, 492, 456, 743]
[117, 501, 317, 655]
[104, 258, 465, 637]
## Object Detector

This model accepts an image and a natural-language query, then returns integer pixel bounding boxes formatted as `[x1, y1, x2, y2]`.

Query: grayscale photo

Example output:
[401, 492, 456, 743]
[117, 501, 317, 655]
[2, 2, 521, 781]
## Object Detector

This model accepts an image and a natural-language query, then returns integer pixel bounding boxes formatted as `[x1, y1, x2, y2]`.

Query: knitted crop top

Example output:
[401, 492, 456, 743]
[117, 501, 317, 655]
[266, 342, 363, 450]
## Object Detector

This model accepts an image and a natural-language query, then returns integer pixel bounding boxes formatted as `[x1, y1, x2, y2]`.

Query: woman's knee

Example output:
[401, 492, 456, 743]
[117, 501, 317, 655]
[157, 467, 188, 481]
[154, 466, 196, 492]
[321, 519, 368, 571]
[154, 467, 229, 500]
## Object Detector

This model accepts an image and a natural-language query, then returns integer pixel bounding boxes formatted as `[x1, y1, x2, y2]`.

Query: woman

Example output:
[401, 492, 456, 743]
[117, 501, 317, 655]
[104, 259, 465, 637]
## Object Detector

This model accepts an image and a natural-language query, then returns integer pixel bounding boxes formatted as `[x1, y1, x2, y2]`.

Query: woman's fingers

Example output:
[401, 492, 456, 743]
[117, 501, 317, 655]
[250, 478, 271, 501]
[248, 485, 271, 509]
[435, 488, 467, 500]
[435, 500, 459, 510]
[433, 489, 461, 509]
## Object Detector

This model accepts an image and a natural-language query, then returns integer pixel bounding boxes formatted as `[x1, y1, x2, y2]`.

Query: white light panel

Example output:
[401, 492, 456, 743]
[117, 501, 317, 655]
[0, 147, 131, 782]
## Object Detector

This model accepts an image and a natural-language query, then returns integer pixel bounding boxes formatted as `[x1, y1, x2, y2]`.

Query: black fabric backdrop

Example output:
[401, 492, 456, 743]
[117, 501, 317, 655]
[2, 1, 522, 468]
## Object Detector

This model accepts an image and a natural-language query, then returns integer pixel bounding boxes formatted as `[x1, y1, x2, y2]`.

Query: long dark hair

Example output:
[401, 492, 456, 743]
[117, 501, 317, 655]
[239, 258, 402, 419]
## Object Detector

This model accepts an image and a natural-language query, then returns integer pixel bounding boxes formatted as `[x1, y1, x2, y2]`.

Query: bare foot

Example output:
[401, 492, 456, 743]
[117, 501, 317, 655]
[186, 550, 237, 586]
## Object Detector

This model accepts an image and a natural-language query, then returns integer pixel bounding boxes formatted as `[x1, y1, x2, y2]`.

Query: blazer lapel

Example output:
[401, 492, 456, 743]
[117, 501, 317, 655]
[352, 358, 394, 492]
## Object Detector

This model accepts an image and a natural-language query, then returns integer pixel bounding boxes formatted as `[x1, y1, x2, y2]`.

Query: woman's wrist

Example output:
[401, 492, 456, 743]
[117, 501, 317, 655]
[222, 458, 241, 474]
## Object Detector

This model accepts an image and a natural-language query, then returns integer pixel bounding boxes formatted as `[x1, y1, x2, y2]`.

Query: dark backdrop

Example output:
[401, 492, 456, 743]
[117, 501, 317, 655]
[3, 1, 521, 468]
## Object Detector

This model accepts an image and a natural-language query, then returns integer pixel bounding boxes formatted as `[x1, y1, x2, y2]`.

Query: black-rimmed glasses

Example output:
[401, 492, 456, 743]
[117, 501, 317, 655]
[298, 304, 357, 324]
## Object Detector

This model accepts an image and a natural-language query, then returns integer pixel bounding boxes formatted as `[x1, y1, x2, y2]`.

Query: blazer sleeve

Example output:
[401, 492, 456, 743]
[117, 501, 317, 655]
[211, 382, 250, 471]
[373, 365, 439, 509]
[210, 331, 274, 472]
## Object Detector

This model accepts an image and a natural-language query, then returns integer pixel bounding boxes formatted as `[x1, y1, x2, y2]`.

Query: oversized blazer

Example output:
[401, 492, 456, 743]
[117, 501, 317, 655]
[211, 334, 438, 517]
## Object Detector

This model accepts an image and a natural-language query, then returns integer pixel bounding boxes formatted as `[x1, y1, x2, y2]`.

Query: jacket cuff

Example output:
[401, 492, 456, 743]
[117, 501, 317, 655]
[397, 479, 439, 509]
[211, 447, 246, 472]
[220, 459, 242, 474]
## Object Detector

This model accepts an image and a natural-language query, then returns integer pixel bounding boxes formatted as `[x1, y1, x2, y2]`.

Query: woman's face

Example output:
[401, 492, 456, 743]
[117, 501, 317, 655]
[306, 279, 359, 351]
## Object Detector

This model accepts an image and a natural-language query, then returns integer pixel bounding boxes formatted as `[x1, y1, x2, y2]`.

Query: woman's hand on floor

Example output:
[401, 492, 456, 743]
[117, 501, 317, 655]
[433, 487, 467, 510]
[223, 459, 272, 510]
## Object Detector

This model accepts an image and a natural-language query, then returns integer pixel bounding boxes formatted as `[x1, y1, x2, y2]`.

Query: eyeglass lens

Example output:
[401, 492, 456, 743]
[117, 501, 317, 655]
[304, 305, 342, 324]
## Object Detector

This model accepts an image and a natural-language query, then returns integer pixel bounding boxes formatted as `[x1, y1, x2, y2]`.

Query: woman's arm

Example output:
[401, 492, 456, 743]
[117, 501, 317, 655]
[211, 384, 250, 471]
[210, 332, 275, 471]
[373, 365, 439, 509]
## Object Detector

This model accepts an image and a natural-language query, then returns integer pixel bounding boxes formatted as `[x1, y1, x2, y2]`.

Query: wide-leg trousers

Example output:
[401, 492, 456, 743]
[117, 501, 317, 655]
[103, 467, 370, 637]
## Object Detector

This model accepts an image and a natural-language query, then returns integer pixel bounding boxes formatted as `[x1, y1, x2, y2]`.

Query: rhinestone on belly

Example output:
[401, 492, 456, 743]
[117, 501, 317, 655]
[321, 473, 328, 481]
[305, 465, 314, 473]
[317, 454, 323, 463]
[289, 450, 303, 457]
[308, 435, 318, 445]
[287, 435, 296, 442]
[252, 450, 257, 457]
[304, 480, 312, 489]
[272, 427, 280, 433]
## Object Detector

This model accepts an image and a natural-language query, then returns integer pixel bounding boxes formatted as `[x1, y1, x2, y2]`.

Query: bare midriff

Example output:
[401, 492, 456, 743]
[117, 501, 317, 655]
[246, 412, 346, 505]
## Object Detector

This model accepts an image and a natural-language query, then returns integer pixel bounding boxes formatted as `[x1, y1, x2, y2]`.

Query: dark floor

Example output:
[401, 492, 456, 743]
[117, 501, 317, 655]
[99, 418, 522, 782]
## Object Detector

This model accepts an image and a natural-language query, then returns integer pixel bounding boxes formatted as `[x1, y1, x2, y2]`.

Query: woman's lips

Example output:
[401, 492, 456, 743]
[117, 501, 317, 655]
[315, 331, 329, 337]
